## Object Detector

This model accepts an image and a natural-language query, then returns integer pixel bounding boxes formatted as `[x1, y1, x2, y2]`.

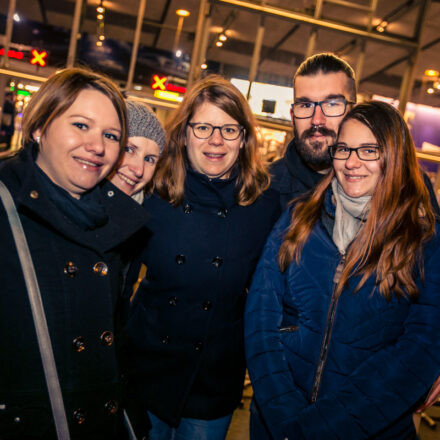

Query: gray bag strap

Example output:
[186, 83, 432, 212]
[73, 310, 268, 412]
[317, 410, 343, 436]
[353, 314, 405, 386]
[0, 180, 70, 440]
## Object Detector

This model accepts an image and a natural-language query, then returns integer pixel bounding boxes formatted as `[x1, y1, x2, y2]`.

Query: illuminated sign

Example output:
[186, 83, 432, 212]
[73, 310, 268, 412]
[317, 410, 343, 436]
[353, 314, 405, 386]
[151, 74, 167, 91]
[0, 48, 24, 59]
[154, 90, 183, 103]
[30, 50, 47, 67]
[151, 74, 187, 94]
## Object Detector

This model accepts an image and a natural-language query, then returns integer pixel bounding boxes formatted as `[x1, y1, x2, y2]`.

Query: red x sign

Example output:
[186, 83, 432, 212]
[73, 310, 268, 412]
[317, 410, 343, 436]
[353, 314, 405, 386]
[30, 49, 47, 67]
[151, 74, 167, 91]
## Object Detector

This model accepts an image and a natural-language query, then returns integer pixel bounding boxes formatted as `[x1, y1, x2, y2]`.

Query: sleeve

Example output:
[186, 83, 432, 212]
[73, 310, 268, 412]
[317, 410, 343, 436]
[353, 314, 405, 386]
[280, 240, 440, 440]
[245, 210, 309, 440]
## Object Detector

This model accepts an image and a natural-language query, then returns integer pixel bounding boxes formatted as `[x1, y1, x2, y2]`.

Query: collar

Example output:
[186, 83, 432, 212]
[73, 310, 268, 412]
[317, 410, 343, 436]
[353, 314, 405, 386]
[184, 166, 238, 210]
[284, 138, 325, 190]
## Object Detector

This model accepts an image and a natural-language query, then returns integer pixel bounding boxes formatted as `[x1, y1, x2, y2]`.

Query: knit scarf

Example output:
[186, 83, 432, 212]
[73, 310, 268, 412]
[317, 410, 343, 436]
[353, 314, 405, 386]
[331, 178, 371, 253]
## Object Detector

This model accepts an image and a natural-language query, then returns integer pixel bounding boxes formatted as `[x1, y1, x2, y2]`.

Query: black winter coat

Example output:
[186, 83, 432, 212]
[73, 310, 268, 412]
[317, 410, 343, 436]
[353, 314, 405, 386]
[122, 168, 280, 426]
[0, 147, 149, 439]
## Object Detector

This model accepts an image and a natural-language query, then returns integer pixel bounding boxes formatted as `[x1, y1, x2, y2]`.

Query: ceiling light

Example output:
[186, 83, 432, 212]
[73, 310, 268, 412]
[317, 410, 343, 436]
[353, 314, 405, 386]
[425, 69, 439, 77]
[219, 34, 227, 42]
[97, 13, 104, 20]
[176, 49, 182, 58]
[176, 9, 190, 17]
[201, 63, 208, 69]
[427, 88, 435, 94]
[376, 25, 384, 33]
[99, 35, 105, 41]
[96, 41, 103, 47]
[13, 13, 20, 22]
[216, 41, 223, 47]
[434, 82, 440, 90]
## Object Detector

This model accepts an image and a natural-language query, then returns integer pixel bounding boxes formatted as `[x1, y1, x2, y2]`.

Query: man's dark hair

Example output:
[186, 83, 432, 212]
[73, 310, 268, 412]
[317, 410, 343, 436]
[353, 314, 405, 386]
[294, 52, 357, 101]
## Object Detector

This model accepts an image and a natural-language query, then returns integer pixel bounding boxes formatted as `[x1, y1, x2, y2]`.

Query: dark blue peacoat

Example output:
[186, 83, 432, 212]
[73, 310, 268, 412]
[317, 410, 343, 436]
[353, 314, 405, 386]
[0, 146, 149, 439]
[121, 168, 281, 427]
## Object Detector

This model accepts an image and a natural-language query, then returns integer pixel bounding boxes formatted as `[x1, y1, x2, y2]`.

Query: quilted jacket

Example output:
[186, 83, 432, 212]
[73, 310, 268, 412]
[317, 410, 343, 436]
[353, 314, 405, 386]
[245, 203, 440, 440]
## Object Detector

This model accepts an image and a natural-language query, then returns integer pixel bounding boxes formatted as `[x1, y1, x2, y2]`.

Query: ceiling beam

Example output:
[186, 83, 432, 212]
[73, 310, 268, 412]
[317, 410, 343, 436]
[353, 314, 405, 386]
[215, 0, 418, 48]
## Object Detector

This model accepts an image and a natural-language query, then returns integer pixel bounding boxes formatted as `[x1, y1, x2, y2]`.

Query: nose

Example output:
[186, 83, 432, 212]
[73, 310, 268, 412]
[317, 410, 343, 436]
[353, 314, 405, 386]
[209, 127, 224, 145]
[311, 104, 326, 126]
[84, 131, 105, 156]
[345, 150, 362, 169]
[127, 155, 144, 178]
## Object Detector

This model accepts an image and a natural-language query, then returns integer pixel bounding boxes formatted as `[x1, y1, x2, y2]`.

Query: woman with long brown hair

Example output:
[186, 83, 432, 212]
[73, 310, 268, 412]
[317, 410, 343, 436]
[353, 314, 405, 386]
[121, 75, 280, 439]
[245, 101, 440, 439]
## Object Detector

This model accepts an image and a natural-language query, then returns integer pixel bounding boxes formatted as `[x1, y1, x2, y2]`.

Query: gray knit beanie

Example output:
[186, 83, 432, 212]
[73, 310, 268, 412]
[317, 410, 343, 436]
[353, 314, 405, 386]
[126, 99, 166, 153]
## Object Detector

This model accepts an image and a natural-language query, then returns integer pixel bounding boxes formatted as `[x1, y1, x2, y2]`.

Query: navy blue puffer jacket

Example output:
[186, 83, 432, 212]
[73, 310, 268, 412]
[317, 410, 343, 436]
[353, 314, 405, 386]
[245, 206, 440, 440]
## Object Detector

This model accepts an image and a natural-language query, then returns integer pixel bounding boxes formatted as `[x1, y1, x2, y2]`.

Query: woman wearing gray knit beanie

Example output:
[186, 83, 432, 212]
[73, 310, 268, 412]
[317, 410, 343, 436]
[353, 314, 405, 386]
[110, 99, 165, 203]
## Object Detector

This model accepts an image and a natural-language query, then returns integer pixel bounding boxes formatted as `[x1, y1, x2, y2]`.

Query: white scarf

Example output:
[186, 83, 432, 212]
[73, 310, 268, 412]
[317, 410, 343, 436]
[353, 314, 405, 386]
[331, 178, 371, 253]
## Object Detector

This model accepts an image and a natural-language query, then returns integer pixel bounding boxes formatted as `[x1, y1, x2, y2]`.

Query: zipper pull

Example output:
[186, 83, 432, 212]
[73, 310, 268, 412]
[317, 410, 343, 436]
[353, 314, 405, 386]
[333, 252, 346, 284]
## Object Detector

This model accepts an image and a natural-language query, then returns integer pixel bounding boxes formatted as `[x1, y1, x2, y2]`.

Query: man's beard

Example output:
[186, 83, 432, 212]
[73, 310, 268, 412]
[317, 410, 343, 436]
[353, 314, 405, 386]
[294, 124, 336, 169]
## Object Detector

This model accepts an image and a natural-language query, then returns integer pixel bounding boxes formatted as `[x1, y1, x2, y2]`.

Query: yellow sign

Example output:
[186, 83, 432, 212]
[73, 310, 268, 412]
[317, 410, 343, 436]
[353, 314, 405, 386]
[154, 90, 183, 102]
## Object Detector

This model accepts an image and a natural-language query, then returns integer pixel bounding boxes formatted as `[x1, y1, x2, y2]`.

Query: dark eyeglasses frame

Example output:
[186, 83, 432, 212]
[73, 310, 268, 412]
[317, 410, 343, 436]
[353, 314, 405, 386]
[291, 98, 354, 119]
[187, 122, 244, 140]
[329, 145, 381, 161]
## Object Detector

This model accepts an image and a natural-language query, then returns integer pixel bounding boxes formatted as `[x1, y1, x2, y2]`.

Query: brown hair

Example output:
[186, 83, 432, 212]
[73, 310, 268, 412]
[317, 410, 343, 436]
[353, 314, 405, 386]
[22, 67, 127, 150]
[278, 101, 436, 300]
[294, 52, 357, 102]
[151, 74, 270, 206]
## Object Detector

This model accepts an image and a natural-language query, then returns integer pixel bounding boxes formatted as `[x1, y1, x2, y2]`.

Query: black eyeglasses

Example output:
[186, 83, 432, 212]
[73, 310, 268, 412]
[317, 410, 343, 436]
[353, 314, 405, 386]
[187, 122, 244, 140]
[329, 144, 381, 161]
[291, 98, 353, 119]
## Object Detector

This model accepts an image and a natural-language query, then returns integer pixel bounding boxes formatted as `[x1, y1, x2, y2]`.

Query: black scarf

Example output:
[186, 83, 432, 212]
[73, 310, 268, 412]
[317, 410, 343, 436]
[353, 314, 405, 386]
[35, 165, 108, 231]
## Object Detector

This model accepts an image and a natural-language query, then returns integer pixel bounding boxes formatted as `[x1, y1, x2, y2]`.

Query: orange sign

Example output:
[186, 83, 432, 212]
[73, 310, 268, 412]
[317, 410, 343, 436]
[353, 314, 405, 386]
[30, 49, 47, 67]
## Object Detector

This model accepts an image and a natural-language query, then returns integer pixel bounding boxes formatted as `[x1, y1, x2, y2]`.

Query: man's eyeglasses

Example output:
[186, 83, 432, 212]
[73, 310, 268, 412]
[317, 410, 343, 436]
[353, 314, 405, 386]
[329, 144, 381, 161]
[187, 122, 244, 140]
[291, 98, 353, 119]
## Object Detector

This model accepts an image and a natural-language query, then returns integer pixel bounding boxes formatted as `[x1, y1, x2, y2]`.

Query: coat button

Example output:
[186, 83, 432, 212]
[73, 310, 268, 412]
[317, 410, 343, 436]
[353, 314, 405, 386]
[217, 208, 227, 218]
[212, 256, 223, 268]
[202, 300, 212, 311]
[29, 190, 39, 199]
[175, 254, 186, 265]
[194, 341, 204, 351]
[93, 262, 108, 276]
[183, 203, 192, 214]
[168, 296, 178, 306]
[100, 331, 114, 347]
[73, 408, 86, 424]
[64, 261, 78, 278]
[104, 400, 118, 415]
[161, 336, 170, 344]
[72, 336, 86, 352]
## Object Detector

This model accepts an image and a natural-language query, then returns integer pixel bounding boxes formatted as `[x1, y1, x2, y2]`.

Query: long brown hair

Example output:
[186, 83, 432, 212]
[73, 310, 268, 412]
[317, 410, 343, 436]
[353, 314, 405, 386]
[279, 101, 436, 300]
[151, 74, 270, 206]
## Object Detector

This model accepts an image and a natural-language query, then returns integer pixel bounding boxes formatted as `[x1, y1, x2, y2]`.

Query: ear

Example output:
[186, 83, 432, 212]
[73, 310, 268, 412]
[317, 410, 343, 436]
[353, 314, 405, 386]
[290, 106, 295, 125]
[33, 128, 42, 142]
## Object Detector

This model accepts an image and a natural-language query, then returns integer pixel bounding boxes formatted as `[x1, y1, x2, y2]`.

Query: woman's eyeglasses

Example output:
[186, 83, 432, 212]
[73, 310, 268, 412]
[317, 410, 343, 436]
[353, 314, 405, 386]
[329, 144, 381, 161]
[187, 122, 244, 141]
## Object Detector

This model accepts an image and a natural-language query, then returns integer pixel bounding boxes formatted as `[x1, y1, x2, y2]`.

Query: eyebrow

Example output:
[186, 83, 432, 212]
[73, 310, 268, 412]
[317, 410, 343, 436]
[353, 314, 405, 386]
[335, 142, 379, 147]
[69, 114, 121, 133]
[295, 94, 347, 102]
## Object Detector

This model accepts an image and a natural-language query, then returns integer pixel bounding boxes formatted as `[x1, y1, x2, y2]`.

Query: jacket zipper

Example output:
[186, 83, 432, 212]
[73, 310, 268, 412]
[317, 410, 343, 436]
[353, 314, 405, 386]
[310, 251, 346, 403]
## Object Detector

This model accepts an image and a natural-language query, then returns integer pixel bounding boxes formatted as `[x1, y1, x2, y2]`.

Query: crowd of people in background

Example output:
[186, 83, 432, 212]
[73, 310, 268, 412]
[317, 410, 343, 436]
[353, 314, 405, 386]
[0, 52, 439, 440]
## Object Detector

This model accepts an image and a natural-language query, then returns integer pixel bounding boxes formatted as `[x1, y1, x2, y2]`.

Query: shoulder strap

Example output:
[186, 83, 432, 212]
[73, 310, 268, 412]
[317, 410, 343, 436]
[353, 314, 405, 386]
[0, 181, 70, 440]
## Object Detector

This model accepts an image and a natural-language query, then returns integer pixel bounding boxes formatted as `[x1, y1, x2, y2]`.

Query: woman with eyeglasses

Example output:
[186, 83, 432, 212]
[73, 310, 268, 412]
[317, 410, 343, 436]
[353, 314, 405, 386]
[120, 75, 280, 439]
[245, 101, 440, 440]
